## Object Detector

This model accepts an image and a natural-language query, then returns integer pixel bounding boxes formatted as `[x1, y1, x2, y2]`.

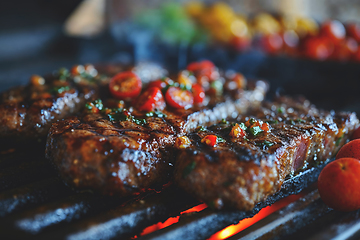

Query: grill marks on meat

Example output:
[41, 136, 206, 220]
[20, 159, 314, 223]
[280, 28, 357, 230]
[46, 81, 268, 196]
[0, 75, 104, 142]
[174, 97, 359, 210]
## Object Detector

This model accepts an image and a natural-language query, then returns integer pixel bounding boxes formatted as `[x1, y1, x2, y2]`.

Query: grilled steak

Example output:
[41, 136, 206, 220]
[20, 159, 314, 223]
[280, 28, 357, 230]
[0, 63, 166, 144]
[46, 73, 268, 196]
[0, 66, 107, 143]
[174, 96, 359, 210]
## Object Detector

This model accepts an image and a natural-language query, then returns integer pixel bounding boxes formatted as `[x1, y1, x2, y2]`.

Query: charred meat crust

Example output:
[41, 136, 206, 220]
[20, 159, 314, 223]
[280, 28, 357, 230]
[0, 74, 109, 142]
[174, 97, 359, 210]
[45, 81, 268, 196]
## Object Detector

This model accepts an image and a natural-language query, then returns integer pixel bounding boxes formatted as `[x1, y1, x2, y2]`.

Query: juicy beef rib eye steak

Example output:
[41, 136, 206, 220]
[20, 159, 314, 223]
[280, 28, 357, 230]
[0, 66, 107, 142]
[0, 63, 166, 143]
[174, 96, 359, 210]
[46, 69, 268, 196]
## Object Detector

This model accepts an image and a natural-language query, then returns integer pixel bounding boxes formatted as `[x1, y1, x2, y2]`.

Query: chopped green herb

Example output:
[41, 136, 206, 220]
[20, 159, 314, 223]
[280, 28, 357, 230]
[179, 83, 192, 91]
[266, 120, 279, 124]
[247, 126, 263, 136]
[108, 111, 128, 122]
[196, 126, 207, 132]
[133, 118, 147, 125]
[58, 68, 70, 81]
[335, 134, 344, 146]
[145, 111, 167, 118]
[107, 109, 146, 125]
[85, 99, 104, 111]
[219, 119, 228, 125]
[210, 80, 223, 94]
[239, 122, 247, 131]
[277, 107, 285, 114]
[257, 140, 274, 147]
[249, 118, 256, 125]
[216, 135, 226, 143]
[50, 86, 71, 94]
[182, 161, 196, 179]
[296, 118, 305, 123]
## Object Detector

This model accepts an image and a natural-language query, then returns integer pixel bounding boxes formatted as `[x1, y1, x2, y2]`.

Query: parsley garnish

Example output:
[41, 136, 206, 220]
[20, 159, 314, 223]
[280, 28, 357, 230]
[196, 126, 207, 132]
[216, 135, 226, 143]
[50, 86, 71, 94]
[145, 111, 167, 118]
[247, 126, 263, 136]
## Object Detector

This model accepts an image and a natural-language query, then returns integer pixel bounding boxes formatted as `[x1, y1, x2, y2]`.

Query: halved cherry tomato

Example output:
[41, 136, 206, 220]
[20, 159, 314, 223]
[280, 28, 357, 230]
[165, 86, 194, 109]
[147, 78, 173, 90]
[136, 87, 166, 112]
[201, 135, 217, 147]
[192, 83, 205, 104]
[186, 60, 218, 81]
[109, 71, 142, 100]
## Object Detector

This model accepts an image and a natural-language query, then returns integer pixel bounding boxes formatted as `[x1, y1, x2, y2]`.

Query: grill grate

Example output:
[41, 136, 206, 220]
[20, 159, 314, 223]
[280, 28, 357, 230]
[0, 146, 359, 240]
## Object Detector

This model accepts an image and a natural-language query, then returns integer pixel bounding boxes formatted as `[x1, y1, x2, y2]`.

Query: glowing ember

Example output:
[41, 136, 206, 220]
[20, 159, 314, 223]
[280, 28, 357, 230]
[139, 203, 208, 236]
[208, 194, 305, 240]
[136, 192, 305, 239]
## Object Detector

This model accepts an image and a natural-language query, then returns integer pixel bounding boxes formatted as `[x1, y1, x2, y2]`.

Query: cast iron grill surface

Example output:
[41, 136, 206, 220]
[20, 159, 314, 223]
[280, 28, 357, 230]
[0, 146, 360, 240]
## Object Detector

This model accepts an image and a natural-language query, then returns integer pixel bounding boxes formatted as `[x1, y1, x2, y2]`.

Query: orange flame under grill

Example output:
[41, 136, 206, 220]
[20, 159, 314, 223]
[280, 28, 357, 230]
[137, 193, 304, 239]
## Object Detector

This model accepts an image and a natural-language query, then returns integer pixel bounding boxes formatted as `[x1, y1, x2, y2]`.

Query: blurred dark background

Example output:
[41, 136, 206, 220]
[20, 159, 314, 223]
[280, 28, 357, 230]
[1, 0, 360, 114]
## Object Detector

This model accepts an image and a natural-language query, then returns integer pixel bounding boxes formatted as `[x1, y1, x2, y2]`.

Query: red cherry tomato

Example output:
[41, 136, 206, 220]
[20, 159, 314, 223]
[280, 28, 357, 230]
[186, 60, 218, 81]
[109, 71, 142, 100]
[346, 23, 360, 42]
[147, 78, 174, 90]
[303, 36, 334, 60]
[201, 135, 218, 147]
[331, 38, 358, 61]
[261, 33, 284, 54]
[318, 158, 360, 212]
[351, 127, 360, 140]
[192, 84, 205, 104]
[136, 87, 165, 112]
[321, 20, 346, 43]
[336, 139, 360, 160]
[165, 86, 194, 109]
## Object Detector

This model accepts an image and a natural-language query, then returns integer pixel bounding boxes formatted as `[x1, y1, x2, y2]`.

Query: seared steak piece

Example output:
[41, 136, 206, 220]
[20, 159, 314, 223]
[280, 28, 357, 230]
[174, 97, 359, 210]
[0, 66, 108, 142]
[46, 80, 268, 196]
[0, 63, 165, 143]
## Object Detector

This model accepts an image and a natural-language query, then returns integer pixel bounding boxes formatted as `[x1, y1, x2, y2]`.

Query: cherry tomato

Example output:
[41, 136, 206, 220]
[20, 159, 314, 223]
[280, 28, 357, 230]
[147, 78, 173, 90]
[336, 139, 360, 160]
[331, 38, 358, 61]
[321, 20, 346, 43]
[201, 135, 217, 147]
[346, 23, 360, 42]
[186, 60, 218, 81]
[109, 71, 142, 100]
[165, 86, 194, 109]
[192, 83, 205, 104]
[303, 36, 333, 60]
[318, 158, 360, 212]
[136, 87, 165, 112]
